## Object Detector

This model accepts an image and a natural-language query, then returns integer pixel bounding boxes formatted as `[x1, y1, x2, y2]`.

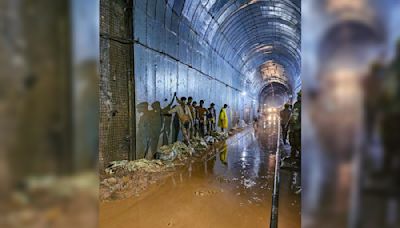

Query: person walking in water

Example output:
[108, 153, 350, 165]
[218, 104, 229, 133]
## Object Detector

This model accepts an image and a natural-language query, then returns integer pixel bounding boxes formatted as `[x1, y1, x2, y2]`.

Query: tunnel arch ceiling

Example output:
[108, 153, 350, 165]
[133, 0, 301, 103]
[126, 0, 301, 159]
[209, 0, 301, 95]
[161, 0, 301, 95]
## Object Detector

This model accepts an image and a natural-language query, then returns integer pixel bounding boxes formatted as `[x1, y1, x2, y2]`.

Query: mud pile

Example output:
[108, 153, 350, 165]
[105, 159, 165, 175]
[202, 131, 229, 144]
[211, 131, 229, 141]
[157, 141, 194, 161]
[100, 170, 170, 201]
[101, 159, 173, 201]
[100, 130, 236, 201]
[190, 137, 208, 150]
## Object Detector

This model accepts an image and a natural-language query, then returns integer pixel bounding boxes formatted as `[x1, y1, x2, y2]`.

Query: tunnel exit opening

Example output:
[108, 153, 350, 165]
[259, 82, 292, 114]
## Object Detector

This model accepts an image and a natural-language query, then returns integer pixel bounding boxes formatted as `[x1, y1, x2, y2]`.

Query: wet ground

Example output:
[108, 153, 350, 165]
[99, 114, 300, 228]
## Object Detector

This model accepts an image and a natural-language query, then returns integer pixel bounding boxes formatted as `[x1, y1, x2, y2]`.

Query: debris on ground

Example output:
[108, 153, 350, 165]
[238, 120, 247, 128]
[157, 141, 194, 161]
[216, 175, 234, 183]
[211, 131, 229, 141]
[100, 171, 171, 201]
[242, 178, 257, 188]
[204, 136, 216, 144]
[100, 128, 245, 202]
[203, 131, 228, 144]
[194, 189, 223, 197]
[105, 159, 165, 175]
[190, 137, 208, 151]
[101, 142, 195, 201]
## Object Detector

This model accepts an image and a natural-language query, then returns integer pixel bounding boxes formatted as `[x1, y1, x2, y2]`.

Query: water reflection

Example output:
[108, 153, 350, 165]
[161, 114, 300, 220]
[219, 143, 228, 165]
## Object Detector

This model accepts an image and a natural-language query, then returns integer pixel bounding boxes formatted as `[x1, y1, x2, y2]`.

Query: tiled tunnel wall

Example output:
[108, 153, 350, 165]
[100, 0, 257, 164]
[133, 0, 254, 159]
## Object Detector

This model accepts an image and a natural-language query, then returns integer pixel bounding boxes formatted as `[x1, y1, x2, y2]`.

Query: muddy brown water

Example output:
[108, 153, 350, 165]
[100, 114, 300, 228]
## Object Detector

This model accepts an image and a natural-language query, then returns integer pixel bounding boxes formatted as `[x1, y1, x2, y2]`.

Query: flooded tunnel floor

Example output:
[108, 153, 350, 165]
[100, 115, 300, 228]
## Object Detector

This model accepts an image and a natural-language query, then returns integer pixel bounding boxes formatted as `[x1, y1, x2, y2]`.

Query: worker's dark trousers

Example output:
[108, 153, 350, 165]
[289, 129, 301, 158]
[193, 122, 199, 138]
[207, 120, 215, 134]
[199, 122, 205, 137]
[381, 112, 400, 173]
[281, 124, 288, 144]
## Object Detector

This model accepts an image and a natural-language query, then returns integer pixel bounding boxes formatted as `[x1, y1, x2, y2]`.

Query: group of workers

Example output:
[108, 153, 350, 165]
[279, 91, 302, 160]
[165, 92, 229, 144]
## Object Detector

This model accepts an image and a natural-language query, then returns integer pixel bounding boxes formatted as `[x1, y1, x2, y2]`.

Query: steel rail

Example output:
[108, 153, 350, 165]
[270, 117, 281, 228]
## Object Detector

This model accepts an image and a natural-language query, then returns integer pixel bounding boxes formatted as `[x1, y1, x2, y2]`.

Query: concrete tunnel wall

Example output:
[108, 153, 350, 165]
[133, 0, 255, 159]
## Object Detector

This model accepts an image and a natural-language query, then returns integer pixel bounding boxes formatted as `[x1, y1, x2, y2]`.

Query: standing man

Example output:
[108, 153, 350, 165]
[207, 103, 217, 134]
[289, 91, 301, 159]
[197, 100, 208, 137]
[167, 97, 193, 144]
[187, 97, 196, 139]
[161, 92, 177, 145]
[379, 40, 400, 176]
[363, 62, 383, 143]
[192, 101, 198, 137]
[280, 103, 291, 144]
[218, 104, 229, 132]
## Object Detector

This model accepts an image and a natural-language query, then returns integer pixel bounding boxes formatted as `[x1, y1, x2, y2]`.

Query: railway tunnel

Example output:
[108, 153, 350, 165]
[100, 0, 301, 163]
[100, 0, 301, 227]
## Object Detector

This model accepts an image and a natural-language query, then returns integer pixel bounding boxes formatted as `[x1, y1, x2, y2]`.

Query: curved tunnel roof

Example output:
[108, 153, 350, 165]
[167, 0, 301, 96]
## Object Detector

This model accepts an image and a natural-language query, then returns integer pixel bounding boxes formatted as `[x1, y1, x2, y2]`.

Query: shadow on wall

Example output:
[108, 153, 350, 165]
[136, 96, 241, 160]
[136, 98, 180, 159]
